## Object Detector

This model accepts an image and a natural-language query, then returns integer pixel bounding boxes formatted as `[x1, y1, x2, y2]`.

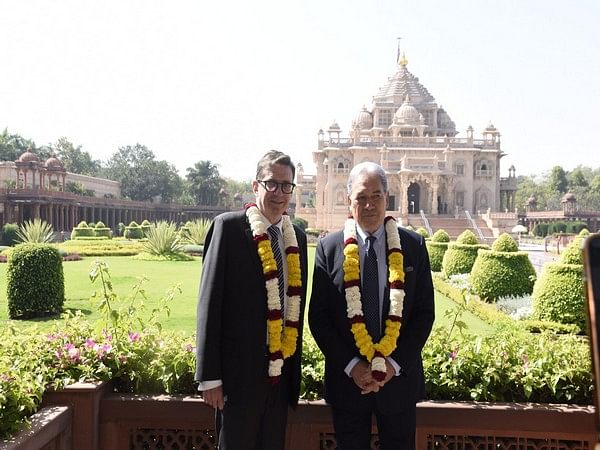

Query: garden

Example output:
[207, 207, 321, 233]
[0, 219, 596, 441]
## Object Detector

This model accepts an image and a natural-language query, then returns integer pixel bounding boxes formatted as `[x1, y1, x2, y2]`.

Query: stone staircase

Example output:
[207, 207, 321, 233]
[405, 214, 495, 243]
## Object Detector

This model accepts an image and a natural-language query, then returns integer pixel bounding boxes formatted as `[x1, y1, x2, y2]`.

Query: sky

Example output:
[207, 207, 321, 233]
[1, 0, 599, 182]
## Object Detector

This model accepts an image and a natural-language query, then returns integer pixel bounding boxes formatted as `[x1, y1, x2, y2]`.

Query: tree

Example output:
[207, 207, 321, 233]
[185, 160, 224, 206]
[0, 129, 36, 161]
[52, 137, 100, 175]
[548, 166, 568, 194]
[568, 167, 589, 190]
[104, 144, 183, 202]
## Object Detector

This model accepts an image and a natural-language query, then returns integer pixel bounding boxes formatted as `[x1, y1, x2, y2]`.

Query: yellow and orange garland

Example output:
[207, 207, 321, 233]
[246, 203, 302, 382]
[343, 216, 405, 381]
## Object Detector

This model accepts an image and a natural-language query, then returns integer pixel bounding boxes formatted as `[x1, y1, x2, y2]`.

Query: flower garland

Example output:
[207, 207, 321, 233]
[343, 216, 405, 382]
[246, 203, 302, 382]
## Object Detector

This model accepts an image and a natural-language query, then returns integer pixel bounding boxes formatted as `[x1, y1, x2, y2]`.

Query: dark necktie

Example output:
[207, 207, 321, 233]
[362, 235, 381, 341]
[268, 225, 285, 307]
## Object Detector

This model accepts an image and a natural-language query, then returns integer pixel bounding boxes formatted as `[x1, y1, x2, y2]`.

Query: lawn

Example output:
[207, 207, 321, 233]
[0, 247, 493, 335]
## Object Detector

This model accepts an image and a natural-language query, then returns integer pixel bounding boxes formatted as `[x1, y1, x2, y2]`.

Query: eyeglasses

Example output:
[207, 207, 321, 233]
[352, 193, 385, 206]
[257, 179, 296, 194]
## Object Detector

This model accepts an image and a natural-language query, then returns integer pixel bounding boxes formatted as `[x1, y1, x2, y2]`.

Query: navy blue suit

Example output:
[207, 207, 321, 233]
[308, 227, 434, 449]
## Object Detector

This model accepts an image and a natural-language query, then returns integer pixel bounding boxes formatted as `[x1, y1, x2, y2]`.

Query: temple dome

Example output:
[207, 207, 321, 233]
[44, 155, 64, 170]
[17, 149, 39, 163]
[353, 107, 373, 129]
[394, 96, 420, 124]
[561, 193, 576, 203]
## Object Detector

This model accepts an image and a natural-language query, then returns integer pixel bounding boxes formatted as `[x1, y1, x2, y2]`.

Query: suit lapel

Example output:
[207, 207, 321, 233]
[243, 215, 264, 280]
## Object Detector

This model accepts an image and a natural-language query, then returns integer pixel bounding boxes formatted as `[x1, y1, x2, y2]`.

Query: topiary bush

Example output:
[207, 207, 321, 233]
[470, 234, 536, 302]
[533, 223, 549, 237]
[124, 221, 144, 240]
[93, 221, 111, 239]
[432, 229, 450, 243]
[415, 227, 430, 239]
[426, 230, 451, 272]
[2, 223, 20, 246]
[7, 243, 65, 319]
[491, 232, 519, 252]
[140, 219, 152, 237]
[71, 221, 95, 239]
[532, 262, 584, 330]
[441, 230, 488, 277]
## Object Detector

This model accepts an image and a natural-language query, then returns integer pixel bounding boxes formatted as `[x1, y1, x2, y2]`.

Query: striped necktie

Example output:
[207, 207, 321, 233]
[268, 225, 285, 307]
[362, 235, 381, 340]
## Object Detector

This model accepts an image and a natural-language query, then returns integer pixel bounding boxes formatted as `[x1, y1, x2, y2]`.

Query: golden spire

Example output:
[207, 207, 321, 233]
[399, 52, 408, 67]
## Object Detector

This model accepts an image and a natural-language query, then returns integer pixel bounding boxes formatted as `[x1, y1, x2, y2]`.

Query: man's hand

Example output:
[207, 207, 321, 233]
[375, 360, 396, 388]
[202, 385, 225, 410]
[351, 360, 379, 394]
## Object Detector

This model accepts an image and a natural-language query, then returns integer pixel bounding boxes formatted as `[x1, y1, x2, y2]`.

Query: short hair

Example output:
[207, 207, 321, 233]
[347, 162, 388, 194]
[256, 150, 296, 180]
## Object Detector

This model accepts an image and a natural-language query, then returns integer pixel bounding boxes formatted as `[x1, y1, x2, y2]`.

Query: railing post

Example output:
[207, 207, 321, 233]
[42, 381, 112, 450]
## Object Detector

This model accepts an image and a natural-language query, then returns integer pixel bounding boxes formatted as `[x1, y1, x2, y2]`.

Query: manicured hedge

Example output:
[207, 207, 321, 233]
[442, 242, 489, 276]
[124, 221, 144, 240]
[470, 233, 536, 302]
[426, 229, 451, 272]
[532, 262, 585, 330]
[7, 243, 65, 319]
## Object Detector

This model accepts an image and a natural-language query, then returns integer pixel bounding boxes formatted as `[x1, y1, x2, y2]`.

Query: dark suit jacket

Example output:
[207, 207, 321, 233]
[195, 210, 308, 407]
[308, 226, 434, 414]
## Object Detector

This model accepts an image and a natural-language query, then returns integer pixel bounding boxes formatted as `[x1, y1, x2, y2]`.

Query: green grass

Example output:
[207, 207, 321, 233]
[0, 247, 492, 335]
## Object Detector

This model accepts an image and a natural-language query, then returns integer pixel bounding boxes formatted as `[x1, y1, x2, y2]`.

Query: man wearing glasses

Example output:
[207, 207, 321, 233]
[196, 150, 308, 450]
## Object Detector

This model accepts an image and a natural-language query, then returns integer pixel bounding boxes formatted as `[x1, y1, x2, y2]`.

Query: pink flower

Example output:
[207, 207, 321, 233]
[85, 338, 97, 349]
[184, 344, 194, 353]
[65, 344, 80, 362]
[128, 332, 141, 343]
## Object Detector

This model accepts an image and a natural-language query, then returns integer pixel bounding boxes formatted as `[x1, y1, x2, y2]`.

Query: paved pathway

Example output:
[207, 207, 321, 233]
[518, 243, 558, 274]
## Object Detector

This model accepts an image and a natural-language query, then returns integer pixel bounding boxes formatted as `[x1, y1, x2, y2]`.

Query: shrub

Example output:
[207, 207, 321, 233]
[456, 229, 479, 245]
[182, 218, 212, 245]
[124, 221, 144, 240]
[292, 217, 308, 232]
[2, 223, 20, 246]
[92, 221, 111, 239]
[427, 230, 451, 271]
[560, 236, 584, 265]
[415, 227, 429, 238]
[532, 262, 585, 329]
[423, 326, 591, 403]
[142, 221, 184, 256]
[432, 229, 450, 243]
[533, 223, 549, 237]
[549, 221, 567, 234]
[140, 219, 152, 237]
[426, 241, 448, 272]
[442, 231, 489, 277]
[71, 222, 95, 239]
[7, 243, 65, 319]
[470, 249, 536, 302]
[16, 219, 54, 243]
[491, 233, 519, 252]
[566, 222, 588, 234]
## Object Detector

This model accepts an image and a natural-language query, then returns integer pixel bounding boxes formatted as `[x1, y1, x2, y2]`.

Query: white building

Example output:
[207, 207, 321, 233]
[295, 53, 517, 231]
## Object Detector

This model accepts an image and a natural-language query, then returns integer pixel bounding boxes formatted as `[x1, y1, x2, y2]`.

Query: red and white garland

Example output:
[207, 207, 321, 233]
[246, 203, 302, 382]
[343, 216, 405, 381]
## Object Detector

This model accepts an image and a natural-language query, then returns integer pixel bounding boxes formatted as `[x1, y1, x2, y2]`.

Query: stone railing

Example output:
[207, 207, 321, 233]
[4, 382, 598, 450]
